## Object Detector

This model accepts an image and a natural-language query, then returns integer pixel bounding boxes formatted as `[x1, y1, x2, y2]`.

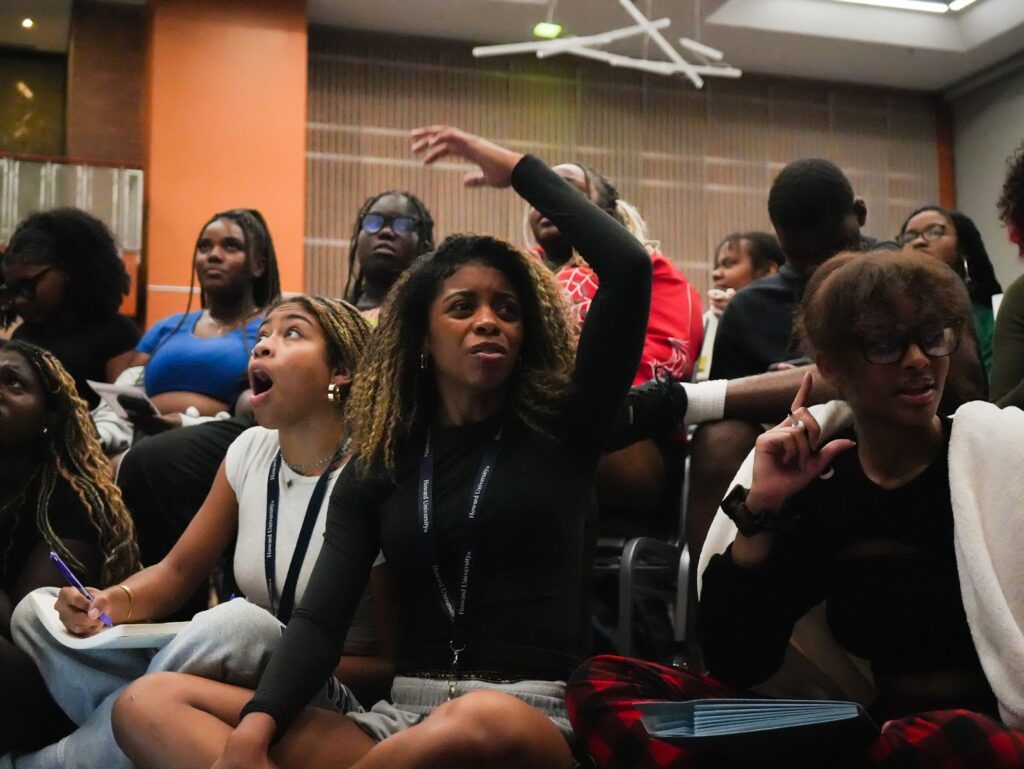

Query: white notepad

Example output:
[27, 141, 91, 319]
[28, 590, 189, 650]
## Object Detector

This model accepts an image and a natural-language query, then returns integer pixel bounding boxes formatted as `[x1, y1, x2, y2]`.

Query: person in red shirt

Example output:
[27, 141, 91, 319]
[525, 162, 704, 385]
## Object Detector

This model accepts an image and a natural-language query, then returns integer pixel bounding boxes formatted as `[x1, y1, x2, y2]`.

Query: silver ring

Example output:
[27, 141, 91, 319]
[792, 419, 806, 432]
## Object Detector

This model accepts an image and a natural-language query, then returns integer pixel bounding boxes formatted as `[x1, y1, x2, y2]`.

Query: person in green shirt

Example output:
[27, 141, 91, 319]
[898, 205, 1002, 376]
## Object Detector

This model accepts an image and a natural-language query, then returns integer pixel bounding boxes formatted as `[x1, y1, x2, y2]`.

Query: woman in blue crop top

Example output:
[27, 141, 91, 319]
[125, 209, 281, 435]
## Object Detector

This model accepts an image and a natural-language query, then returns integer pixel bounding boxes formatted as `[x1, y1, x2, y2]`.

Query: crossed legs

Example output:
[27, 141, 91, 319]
[113, 672, 573, 769]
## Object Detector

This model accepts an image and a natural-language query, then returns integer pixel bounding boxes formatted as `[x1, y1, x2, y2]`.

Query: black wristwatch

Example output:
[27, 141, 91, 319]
[721, 484, 778, 537]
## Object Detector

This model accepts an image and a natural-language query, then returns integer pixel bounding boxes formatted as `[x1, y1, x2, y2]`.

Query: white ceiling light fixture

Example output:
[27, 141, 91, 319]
[948, 0, 980, 10]
[472, 0, 740, 88]
[21, 18, 35, 29]
[832, 0, 948, 11]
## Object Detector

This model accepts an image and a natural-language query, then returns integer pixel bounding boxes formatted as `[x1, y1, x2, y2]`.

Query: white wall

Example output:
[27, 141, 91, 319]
[952, 65, 1024, 291]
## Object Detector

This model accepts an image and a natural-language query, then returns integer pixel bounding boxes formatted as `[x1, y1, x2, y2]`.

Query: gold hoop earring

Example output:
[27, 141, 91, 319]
[327, 383, 345, 404]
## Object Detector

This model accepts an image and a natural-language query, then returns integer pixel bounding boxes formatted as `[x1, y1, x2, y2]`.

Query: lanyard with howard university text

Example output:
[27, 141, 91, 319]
[418, 423, 504, 699]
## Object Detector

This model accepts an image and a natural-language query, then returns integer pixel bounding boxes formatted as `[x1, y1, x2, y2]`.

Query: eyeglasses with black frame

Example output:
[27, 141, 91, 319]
[0, 265, 55, 307]
[857, 318, 963, 366]
[897, 222, 948, 247]
[360, 213, 420, 236]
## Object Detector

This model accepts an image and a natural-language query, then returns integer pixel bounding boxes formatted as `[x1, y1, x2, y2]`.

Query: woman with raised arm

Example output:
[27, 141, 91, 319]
[6, 297, 393, 769]
[111, 126, 651, 769]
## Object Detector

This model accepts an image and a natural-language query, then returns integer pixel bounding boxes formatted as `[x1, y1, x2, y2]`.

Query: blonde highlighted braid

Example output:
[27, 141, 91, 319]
[262, 295, 372, 405]
[6, 342, 140, 586]
[346, 235, 578, 479]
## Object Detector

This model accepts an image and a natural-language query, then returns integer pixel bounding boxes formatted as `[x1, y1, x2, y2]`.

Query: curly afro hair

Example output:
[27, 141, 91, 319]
[2, 208, 129, 326]
[998, 144, 1024, 249]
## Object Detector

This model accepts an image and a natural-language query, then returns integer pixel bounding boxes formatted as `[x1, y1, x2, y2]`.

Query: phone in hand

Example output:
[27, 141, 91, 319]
[117, 394, 159, 417]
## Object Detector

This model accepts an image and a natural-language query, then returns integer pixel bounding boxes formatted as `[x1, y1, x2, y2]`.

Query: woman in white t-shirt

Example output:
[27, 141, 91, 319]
[4, 296, 392, 769]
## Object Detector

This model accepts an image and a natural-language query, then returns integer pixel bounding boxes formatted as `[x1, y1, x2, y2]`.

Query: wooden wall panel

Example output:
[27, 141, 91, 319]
[306, 28, 940, 298]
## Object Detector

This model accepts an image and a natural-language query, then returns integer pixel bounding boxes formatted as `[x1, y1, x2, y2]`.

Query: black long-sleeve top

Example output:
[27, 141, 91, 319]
[698, 422, 996, 721]
[242, 154, 653, 736]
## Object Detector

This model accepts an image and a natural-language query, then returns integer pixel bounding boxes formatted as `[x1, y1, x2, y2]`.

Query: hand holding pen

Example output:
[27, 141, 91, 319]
[49, 551, 113, 634]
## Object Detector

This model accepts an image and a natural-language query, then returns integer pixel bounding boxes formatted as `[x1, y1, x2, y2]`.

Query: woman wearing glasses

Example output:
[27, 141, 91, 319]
[0, 209, 139, 409]
[898, 206, 1002, 375]
[569, 250, 1024, 768]
[344, 193, 435, 321]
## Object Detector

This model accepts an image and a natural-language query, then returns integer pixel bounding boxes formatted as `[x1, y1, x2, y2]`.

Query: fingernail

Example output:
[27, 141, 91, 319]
[88, 608, 98, 619]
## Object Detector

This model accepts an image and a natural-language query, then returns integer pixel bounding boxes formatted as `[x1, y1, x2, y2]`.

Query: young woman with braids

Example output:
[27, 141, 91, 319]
[898, 205, 1002, 374]
[1, 209, 139, 409]
[110, 125, 652, 769]
[344, 191, 435, 320]
[6, 297, 395, 769]
[0, 341, 139, 755]
[107, 208, 282, 439]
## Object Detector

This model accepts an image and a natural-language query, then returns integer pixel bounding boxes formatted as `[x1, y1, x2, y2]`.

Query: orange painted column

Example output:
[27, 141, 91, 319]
[143, 0, 307, 326]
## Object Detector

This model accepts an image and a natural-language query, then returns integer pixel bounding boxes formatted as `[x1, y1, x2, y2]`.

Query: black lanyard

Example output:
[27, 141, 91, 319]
[418, 424, 504, 662]
[264, 449, 342, 622]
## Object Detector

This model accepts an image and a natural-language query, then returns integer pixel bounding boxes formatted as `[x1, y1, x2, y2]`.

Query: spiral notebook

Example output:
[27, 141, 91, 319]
[637, 698, 878, 763]
[28, 590, 189, 650]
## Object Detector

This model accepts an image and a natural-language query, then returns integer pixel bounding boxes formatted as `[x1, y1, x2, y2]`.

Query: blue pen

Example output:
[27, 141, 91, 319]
[49, 551, 113, 627]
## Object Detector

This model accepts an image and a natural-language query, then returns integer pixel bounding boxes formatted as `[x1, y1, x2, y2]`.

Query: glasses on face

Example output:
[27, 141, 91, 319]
[0, 265, 54, 306]
[897, 223, 947, 246]
[360, 213, 419, 236]
[857, 319, 962, 365]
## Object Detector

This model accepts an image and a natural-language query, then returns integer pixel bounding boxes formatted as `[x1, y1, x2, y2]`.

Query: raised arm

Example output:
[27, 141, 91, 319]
[411, 125, 652, 443]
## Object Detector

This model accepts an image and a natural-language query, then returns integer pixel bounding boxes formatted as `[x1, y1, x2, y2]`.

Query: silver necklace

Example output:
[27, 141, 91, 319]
[282, 437, 352, 476]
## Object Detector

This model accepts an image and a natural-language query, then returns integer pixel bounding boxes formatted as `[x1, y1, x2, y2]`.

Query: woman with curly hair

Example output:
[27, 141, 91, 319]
[898, 205, 1002, 374]
[112, 126, 651, 769]
[991, 144, 1024, 408]
[1, 209, 140, 408]
[0, 341, 139, 755]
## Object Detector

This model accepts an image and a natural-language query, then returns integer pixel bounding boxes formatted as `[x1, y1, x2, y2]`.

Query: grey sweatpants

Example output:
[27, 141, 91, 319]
[1, 593, 353, 769]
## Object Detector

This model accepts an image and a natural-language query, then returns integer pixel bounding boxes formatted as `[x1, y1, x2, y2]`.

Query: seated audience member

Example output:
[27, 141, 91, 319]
[529, 163, 703, 384]
[100, 208, 281, 445]
[345, 191, 435, 322]
[991, 144, 1024, 408]
[687, 159, 869, 565]
[898, 205, 1002, 374]
[114, 196, 434, 569]
[110, 126, 650, 769]
[568, 250, 1024, 769]
[693, 231, 784, 381]
[0, 209, 139, 408]
[5, 297, 393, 769]
[0, 342, 139, 755]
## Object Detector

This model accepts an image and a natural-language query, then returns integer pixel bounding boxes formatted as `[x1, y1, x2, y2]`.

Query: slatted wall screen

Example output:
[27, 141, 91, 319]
[306, 27, 940, 298]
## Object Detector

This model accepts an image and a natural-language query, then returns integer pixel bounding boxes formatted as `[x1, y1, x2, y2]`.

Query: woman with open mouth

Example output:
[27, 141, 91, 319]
[8, 296, 395, 769]
[111, 125, 651, 769]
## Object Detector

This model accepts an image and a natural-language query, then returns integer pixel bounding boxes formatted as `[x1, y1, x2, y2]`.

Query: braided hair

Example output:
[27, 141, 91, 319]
[343, 192, 435, 305]
[150, 209, 283, 361]
[261, 295, 372, 404]
[899, 205, 1002, 305]
[1, 342, 140, 585]
[1, 208, 130, 328]
[345, 235, 577, 479]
